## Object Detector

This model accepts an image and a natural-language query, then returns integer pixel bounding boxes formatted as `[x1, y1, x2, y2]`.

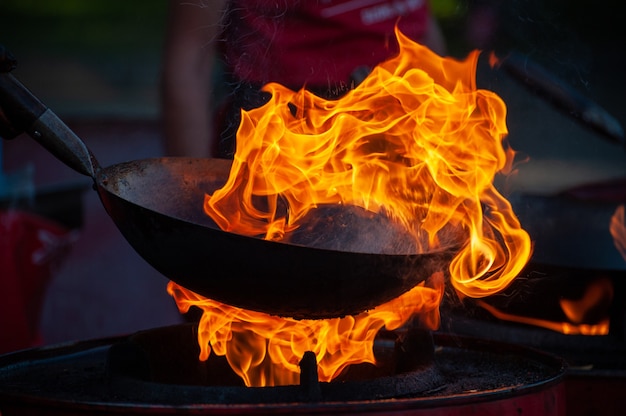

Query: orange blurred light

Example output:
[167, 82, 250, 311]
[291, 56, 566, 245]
[170, 28, 532, 387]
[610, 205, 626, 261]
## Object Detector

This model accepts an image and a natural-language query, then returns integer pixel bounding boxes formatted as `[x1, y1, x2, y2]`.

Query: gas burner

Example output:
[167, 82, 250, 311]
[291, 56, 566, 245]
[0, 323, 565, 415]
[440, 263, 626, 416]
[440, 264, 626, 363]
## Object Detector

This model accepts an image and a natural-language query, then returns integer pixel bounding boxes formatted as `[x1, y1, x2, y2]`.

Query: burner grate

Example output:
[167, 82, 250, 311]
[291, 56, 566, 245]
[0, 324, 565, 415]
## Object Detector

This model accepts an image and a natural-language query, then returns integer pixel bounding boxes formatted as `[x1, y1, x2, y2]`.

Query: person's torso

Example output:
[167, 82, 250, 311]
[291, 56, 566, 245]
[222, 0, 429, 90]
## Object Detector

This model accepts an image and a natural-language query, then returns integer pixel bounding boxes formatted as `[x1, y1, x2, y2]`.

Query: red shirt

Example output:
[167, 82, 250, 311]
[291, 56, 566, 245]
[222, 0, 430, 90]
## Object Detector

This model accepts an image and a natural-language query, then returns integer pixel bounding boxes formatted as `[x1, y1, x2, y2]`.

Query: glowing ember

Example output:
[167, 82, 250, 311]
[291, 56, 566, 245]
[610, 205, 626, 261]
[170, 28, 531, 387]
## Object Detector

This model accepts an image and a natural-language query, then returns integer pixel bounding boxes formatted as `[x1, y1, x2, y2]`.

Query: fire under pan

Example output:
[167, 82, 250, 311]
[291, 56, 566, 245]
[0, 323, 565, 415]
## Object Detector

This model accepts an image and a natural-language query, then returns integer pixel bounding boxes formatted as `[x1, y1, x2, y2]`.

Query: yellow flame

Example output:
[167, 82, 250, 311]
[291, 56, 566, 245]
[205, 27, 530, 298]
[168, 272, 443, 387]
[170, 28, 532, 387]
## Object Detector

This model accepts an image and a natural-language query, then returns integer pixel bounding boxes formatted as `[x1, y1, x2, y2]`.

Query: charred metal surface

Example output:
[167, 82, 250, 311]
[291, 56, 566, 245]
[0, 323, 565, 411]
[105, 324, 444, 402]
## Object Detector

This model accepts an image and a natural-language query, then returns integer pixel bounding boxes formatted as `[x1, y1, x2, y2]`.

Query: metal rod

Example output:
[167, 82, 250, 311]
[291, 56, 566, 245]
[299, 351, 322, 401]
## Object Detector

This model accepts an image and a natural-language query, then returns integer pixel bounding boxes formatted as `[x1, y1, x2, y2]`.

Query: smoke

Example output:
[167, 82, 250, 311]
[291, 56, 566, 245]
[283, 204, 463, 255]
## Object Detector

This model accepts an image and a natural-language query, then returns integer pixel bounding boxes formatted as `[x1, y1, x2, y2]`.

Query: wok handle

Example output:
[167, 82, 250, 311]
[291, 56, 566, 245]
[0, 69, 98, 178]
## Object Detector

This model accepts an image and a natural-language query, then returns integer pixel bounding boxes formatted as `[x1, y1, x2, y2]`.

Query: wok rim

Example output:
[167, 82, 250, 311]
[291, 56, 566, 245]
[95, 156, 461, 259]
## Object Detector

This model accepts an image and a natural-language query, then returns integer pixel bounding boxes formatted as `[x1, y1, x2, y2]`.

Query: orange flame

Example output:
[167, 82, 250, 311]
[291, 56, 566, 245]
[168, 272, 444, 387]
[610, 205, 626, 261]
[477, 276, 613, 335]
[205, 27, 531, 298]
[170, 28, 532, 387]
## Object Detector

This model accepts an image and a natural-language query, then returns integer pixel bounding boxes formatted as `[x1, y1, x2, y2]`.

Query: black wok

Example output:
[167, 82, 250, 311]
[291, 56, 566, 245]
[0, 65, 454, 319]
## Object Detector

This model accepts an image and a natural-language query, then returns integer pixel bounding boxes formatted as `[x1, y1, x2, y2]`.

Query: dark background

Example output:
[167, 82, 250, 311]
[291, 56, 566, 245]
[0, 0, 167, 118]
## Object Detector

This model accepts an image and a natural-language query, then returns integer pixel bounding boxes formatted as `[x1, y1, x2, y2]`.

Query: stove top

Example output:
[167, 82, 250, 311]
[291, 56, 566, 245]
[0, 323, 565, 415]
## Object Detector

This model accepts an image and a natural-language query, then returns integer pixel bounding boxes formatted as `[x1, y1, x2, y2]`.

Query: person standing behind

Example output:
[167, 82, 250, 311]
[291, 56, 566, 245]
[161, 0, 446, 158]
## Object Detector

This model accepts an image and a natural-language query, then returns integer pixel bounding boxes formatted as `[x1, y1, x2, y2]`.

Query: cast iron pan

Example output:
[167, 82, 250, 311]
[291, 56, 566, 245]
[0, 67, 455, 319]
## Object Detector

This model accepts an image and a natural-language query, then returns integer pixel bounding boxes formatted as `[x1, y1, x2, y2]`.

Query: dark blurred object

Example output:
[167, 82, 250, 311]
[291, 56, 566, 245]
[0, 210, 77, 354]
[498, 51, 624, 145]
[0, 107, 20, 141]
[559, 177, 626, 203]
[1, 182, 88, 229]
[0, 44, 17, 73]
[0, 45, 84, 354]
[0, 44, 20, 140]
[1, 43, 87, 228]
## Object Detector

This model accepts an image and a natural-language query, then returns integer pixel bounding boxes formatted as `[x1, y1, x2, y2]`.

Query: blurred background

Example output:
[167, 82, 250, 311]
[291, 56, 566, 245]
[2, 1, 624, 121]
[0, 0, 178, 352]
[1, 0, 625, 351]
[0, 0, 166, 118]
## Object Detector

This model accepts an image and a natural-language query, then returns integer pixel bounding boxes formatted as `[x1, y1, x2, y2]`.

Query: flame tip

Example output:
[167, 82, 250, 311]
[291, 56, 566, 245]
[172, 28, 532, 387]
